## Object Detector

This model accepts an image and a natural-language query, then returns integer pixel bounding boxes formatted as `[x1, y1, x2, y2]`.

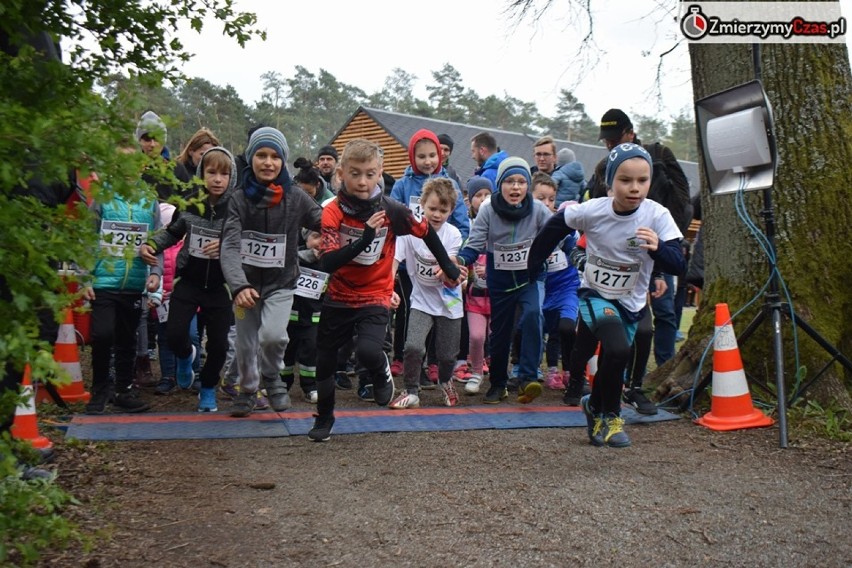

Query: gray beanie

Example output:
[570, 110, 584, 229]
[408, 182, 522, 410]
[495, 157, 532, 191]
[135, 111, 167, 144]
[557, 148, 576, 166]
[246, 127, 289, 163]
[196, 146, 238, 194]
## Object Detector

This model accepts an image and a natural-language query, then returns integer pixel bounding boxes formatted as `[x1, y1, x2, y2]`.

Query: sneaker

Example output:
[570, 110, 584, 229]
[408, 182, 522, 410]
[219, 382, 239, 400]
[562, 378, 585, 407]
[198, 387, 218, 412]
[134, 355, 157, 388]
[483, 384, 508, 404]
[334, 371, 353, 390]
[255, 392, 270, 410]
[453, 362, 472, 383]
[176, 345, 197, 389]
[231, 391, 257, 417]
[441, 381, 459, 407]
[419, 367, 436, 390]
[308, 413, 335, 442]
[263, 378, 291, 411]
[465, 374, 483, 394]
[510, 364, 519, 380]
[389, 391, 421, 409]
[390, 359, 404, 376]
[544, 367, 564, 390]
[482, 359, 490, 375]
[372, 355, 395, 406]
[676, 330, 686, 342]
[85, 387, 111, 415]
[305, 390, 318, 404]
[427, 363, 439, 384]
[357, 384, 374, 402]
[581, 395, 605, 447]
[113, 387, 151, 413]
[506, 376, 521, 393]
[154, 377, 177, 396]
[517, 380, 543, 404]
[536, 368, 544, 382]
[603, 414, 631, 448]
[622, 388, 658, 416]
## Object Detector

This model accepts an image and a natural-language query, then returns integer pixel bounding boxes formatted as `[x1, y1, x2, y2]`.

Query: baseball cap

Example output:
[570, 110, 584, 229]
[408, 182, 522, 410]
[598, 109, 633, 141]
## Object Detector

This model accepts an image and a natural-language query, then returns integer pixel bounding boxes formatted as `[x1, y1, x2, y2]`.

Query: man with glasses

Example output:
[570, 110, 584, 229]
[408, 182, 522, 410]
[531, 135, 558, 175]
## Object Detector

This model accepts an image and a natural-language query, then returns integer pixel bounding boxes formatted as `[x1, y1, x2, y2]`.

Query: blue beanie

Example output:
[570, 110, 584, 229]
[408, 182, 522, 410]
[605, 143, 653, 188]
[246, 127, 289, 164]
[466, 175, 493, 196]
[495, 157, 532, 192]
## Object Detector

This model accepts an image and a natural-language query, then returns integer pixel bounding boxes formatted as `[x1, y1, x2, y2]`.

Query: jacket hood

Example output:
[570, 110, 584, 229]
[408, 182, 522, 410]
[558, 161, 586, 183]
[407, 129, 443, 176]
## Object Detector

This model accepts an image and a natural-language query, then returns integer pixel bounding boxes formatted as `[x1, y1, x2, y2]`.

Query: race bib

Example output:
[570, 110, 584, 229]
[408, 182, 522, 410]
[546, 249, 569, 273]
[100, 221, 148, 257]
[156, 299, 169, 323]
[240, 231, 286, 268]
[408, 195, 423, 221]
[189, 226, 220, 259]
[493, 239, 532, 271]
[339, 223, 388, 265]
[584, 253, 640, 299]
[414, 252, 441, 287]
[295, 267, 329, 300]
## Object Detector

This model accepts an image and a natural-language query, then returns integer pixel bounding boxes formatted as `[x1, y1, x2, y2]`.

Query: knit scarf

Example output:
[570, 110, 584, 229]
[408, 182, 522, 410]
[336, 185, 383, 222]
[243, 167, 291, 208]
[491, 191, 532, 221]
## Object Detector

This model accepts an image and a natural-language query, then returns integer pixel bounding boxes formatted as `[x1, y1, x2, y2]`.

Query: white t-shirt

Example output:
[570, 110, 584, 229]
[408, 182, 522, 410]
[395, 223, 463, 319]
[563, 197, 682, 313]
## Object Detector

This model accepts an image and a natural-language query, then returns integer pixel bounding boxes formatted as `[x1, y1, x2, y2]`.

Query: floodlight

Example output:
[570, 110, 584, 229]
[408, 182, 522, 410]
[695, 80, 777, 195]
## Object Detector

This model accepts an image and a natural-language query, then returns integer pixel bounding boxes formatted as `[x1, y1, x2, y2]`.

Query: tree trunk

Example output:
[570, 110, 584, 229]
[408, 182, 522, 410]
[649, 43, 852, 412]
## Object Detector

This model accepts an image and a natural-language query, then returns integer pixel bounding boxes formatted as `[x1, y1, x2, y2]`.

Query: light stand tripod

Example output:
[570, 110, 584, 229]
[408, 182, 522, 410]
[685, 184, 852, 448]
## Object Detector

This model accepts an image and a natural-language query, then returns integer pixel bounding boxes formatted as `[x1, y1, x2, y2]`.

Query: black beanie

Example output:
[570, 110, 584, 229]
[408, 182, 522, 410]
[437, 134, 454, 152]
[317, 145, 339, 161]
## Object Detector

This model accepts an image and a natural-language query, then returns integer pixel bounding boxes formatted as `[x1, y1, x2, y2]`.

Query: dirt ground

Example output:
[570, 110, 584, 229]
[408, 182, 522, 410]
[33, 377, 852, 568]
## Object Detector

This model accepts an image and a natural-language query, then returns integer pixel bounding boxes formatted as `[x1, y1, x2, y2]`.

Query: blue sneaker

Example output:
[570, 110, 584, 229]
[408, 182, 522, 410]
[357, 383, 374, 402]
[603, 414, 631, 448]
[198, 387, 218, 412]
[581, 395, 605, 447]
[176, 345, 197, 389]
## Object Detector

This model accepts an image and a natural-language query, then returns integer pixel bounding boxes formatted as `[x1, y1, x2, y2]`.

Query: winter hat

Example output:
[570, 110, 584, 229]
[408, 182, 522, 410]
[135, 110, 167, 144]
[317, 145, 339, 161]
[605, 143, 653, 188]
[598, 108, 633, 141]
[495, 157, 532, 192]
[557, 148, 576, 166]
[437, 133, 454, 152]
[466, 175, 493, 196]
[407, 129, 443, 175]
[246, 127, 289, 163]
[196, 146, 238, 194]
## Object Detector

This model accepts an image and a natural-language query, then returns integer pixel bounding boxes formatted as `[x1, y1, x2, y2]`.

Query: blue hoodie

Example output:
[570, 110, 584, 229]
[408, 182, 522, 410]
[390, 165, 470, 240]
[551, 161, 586, 205]
[474, 150, 508, 188]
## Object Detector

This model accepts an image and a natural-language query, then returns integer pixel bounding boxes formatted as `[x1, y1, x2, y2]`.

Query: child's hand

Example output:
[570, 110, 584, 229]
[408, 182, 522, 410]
[235, 287, 260, 309]
[83, 287, 96, 301]
[146, 274, 160, 292]
[366, 211, 386, 229]
[635, 227, 659, 251]
[650, 276, 668, 298]
[202, 239, 220, 259]
[474, 263, 486, 278]
[139, 244, 158, 266]
[390, 291, 400, 309]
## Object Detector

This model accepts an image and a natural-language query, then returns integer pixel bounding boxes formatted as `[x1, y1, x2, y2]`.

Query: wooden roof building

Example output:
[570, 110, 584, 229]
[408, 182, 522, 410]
[326, 106, 700, 195]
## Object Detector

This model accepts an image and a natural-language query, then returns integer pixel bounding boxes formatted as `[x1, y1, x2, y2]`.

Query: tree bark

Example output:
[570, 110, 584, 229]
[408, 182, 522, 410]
[649, 43, 852, 412]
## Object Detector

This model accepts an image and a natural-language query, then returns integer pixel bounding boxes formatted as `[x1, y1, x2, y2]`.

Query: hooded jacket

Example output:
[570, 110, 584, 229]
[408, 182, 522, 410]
[551, 161, 586, 206]
[474, 150, 509, 187]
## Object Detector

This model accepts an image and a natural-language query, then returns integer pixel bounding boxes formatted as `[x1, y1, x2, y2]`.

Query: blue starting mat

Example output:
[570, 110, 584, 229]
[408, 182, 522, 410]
[64, 405, 679, 441]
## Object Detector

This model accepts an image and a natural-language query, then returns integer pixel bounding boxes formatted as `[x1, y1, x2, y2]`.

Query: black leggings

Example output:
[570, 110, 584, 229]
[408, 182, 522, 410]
[568, 318, 632, 415]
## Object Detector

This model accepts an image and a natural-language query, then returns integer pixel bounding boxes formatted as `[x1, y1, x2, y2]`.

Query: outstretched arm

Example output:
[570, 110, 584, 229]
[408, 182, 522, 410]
[528, 211, 575, 281]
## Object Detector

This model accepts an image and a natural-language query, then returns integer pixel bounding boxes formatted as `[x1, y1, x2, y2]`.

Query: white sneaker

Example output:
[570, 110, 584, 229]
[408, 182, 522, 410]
[306, 390, 318, 404]
[465, 374, 483, 394]
[389, 391, 421, 409]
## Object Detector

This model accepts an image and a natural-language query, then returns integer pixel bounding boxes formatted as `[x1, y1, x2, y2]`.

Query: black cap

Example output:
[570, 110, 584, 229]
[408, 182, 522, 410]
[437, 133, 454, 152]
[317, 145, 339, 161]
[598, 109, 633, 141]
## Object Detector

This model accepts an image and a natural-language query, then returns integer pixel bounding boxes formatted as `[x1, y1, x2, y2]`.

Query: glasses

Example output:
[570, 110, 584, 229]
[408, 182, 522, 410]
[534, 152, 553, 158]
[503, 179, 528, 188]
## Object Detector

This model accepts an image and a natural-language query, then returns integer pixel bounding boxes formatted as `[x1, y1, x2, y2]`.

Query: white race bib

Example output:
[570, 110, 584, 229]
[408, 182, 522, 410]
[295, 267, 329, 299]
[414, 252, 441, 287]
[240, 231, 286, 268]
[546, 249, 569, 273]
[156, 299, 169, 323]
[189, 226, 220, 259]
[584, 253, 640, 299]
[408, 195, 423, 221]
[100, 221, 148, 257]
[339, 224, 388, 265]
[493, 239, 532, 271]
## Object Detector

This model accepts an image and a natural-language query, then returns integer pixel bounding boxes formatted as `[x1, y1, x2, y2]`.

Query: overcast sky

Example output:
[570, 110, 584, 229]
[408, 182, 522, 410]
[177, 0, 851, 125]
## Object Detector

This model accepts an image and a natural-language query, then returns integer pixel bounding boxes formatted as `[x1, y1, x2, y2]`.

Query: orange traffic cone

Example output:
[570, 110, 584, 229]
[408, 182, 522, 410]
[697, 303, 774, 431]
[586, 343, 600, 388]
[37, 308, 91, 404]
[11, 364, 54, 450]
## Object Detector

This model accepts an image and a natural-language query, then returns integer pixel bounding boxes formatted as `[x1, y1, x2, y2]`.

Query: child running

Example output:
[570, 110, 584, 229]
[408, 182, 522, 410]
[528, 143, 685, 448]
[141, 146, 237, 412]
[389, 178, 464, 409]
[309, 139, 462, 442]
